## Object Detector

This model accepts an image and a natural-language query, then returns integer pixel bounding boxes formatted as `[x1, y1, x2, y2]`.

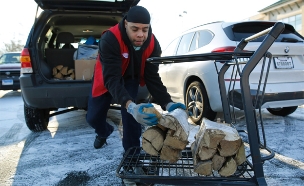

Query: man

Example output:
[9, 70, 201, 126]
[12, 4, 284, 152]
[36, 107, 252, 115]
[86, 6, 185, 154]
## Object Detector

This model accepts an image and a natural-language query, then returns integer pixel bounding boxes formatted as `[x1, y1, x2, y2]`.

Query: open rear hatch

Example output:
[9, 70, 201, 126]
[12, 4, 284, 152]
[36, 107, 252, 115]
[35, 0, 139, 12]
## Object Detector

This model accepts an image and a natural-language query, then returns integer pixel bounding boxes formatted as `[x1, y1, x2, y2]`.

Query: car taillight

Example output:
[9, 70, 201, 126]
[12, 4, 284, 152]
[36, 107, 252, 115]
[20, 48, 33, 74]
[211, 46, 236, 53]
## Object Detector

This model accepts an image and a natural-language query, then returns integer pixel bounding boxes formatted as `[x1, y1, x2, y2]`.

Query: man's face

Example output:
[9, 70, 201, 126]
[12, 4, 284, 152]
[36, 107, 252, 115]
[125, 20, 149, 47]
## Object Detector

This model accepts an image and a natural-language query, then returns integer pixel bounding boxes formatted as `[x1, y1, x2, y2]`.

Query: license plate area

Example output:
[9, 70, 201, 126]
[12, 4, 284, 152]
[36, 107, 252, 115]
[2, 79, 13, 85]
[273, 57, 294, 69]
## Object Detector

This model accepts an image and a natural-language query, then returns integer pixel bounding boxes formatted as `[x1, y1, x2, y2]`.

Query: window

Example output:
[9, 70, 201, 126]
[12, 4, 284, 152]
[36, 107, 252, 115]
[198, 30, 214, 48]
[189, 30, 214, 52]
[176, 32, 195, 55]
[228, 22, 303, 42]
[279, 14, 302, 32]
[0, 53, 21, 64]
[162, 37, 180, 56]
[295, 14, 302, 31]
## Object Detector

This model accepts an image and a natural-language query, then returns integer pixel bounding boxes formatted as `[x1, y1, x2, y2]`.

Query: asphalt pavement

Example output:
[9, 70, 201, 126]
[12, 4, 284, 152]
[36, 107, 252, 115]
[0, 90, 303, 186]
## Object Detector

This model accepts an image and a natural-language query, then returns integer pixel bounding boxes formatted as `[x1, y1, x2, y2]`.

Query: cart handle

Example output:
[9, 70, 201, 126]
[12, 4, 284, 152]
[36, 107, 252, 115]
[245, 27, 273, 42]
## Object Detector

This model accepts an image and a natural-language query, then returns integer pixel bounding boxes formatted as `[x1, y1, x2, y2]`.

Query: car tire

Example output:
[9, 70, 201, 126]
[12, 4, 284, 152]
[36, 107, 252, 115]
[186, 81, 217, 125]
[266, 106, 298, 117]
[24, 104, 50, 132]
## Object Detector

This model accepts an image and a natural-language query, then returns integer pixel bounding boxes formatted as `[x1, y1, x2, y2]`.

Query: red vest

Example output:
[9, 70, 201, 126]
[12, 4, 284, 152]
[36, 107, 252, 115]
[92, 24, 155, 97]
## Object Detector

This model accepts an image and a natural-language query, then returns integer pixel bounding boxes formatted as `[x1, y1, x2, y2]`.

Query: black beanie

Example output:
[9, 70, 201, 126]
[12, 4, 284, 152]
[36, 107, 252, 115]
[126, 6, 150, 24]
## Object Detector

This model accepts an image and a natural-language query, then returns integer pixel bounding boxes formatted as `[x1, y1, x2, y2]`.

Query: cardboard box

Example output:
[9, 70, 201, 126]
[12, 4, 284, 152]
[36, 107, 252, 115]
[74, 60, 96, 80]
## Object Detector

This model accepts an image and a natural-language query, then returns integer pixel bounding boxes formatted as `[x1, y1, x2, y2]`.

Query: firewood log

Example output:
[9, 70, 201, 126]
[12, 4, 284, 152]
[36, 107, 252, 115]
[159, 109, 189, 162]
[67, 68, 74, 75]
[218, 136, 242, 157]
[218, 157, 237, 177]
[200, 128, 226, 149]
[53, 67, 57, 76]
[191, 118, 245, 176]
[193, 160, 213, 176]
[158, 115, 188, 141]
[234, 142, 246, 165]
[163, 129, 188, 150]
[212, 153, 226, 171]
[56, 65, 63, 71]
[142, 107, 189, 163]
[142, 107, 167, 156]
[53, 65, 73, 80]
[202, 119, 242, 157]
[191, 140, 212, 175]
[198, 146, 217, 161]
[192, 118, 225, 162]
[54, 71, 63, 79]
[70, 72, 75, 80]
[191, 142, 213, 175]
[60, 66, 69, 75]
[160, 145, 181, 163]
[142, 125, 166, 156]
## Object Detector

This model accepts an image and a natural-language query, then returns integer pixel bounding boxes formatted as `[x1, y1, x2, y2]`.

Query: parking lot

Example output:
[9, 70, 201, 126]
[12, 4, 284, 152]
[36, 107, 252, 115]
[0, 89, 304, 186]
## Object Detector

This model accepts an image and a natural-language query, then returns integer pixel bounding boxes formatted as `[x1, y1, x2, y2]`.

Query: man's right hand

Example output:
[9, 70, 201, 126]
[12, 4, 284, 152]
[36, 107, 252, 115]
[126, 102, 158, 126]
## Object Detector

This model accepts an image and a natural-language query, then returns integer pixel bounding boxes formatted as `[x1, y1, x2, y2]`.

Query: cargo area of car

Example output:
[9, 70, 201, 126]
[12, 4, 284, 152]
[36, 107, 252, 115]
[31, 0, 136, 82]
[35, 12, 120, 81]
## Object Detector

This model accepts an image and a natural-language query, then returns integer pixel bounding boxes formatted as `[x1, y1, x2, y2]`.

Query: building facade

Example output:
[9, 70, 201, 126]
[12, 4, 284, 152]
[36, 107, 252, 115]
[249, 0, 304, 36]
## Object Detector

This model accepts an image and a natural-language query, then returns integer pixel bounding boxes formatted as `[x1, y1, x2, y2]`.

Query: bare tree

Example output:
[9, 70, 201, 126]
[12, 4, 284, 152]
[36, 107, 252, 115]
[2, 39, 24, 53]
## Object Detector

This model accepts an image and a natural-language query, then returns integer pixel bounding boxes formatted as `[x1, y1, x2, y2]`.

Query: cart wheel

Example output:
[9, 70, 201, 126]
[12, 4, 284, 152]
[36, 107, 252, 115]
[266, 106, 298, 116]
[185, 81, 216, 125]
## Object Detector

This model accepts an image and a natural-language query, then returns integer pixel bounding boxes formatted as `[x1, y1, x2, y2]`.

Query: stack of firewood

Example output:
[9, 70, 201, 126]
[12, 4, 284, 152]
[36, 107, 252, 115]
[191, 118, 246, 177]
[142, 107, 189, 163]
[52, 65, 75, 80]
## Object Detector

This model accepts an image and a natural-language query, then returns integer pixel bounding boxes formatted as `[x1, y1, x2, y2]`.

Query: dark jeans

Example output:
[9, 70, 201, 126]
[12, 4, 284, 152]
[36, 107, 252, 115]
[86, 79, 142, 153]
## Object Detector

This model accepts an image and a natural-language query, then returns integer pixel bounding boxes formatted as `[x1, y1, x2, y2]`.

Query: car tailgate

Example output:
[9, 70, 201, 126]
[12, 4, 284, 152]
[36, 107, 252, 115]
[243, 42, 304, 84]
[35, 0, 139, 12]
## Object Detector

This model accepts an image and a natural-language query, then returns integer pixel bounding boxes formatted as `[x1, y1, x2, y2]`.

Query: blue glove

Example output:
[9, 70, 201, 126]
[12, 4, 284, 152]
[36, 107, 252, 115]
[166, 102, 186, 112]
[127, 102, 158, 126]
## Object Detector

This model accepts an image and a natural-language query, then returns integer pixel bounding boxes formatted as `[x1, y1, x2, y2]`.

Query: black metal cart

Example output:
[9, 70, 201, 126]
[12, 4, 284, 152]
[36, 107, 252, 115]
[116, 22, 285, 185]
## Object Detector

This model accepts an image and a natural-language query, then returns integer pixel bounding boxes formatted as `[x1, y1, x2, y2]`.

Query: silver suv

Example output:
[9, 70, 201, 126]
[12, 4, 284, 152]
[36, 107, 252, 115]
[159, 21, 304, 125]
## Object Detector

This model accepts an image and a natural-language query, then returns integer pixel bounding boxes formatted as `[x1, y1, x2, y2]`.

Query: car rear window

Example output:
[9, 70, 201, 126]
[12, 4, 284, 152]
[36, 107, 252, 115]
[224, 22, 304, 42]
[0, 53, 21, 64]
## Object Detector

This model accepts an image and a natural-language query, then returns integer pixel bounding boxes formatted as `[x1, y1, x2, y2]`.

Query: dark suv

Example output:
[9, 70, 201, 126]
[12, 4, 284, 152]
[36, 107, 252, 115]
[20, 0, 146, 132]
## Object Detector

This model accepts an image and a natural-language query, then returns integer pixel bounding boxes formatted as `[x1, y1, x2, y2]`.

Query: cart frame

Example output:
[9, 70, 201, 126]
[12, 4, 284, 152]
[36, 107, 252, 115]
[116, 22, 285, 186]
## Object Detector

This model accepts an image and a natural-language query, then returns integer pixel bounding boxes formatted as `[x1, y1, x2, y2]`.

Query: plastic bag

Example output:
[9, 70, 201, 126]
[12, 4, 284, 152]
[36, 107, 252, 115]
[167, 108, 190, 136]
[73, 44, 98, 60]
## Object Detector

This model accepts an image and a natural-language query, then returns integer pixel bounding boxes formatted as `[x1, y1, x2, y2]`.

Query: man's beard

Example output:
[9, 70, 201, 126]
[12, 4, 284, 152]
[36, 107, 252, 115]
[132, 40, 145, 47]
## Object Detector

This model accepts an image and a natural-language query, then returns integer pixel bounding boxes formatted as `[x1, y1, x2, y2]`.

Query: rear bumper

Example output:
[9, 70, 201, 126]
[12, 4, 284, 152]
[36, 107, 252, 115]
[0, 79, 20, 90]
[20, 75, 91, 109]
[20, 74, 150, 109]
[0, 83, 20, 90]
[229, 90, 304, 110]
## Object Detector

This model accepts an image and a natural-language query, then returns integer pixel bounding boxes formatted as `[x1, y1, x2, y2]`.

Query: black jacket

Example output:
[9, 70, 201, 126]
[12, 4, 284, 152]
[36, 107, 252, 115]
[98, 17, 172, 109]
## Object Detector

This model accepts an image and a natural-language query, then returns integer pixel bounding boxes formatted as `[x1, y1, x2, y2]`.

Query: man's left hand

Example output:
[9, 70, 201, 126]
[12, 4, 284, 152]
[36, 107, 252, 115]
[166, 102, 186, 112]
